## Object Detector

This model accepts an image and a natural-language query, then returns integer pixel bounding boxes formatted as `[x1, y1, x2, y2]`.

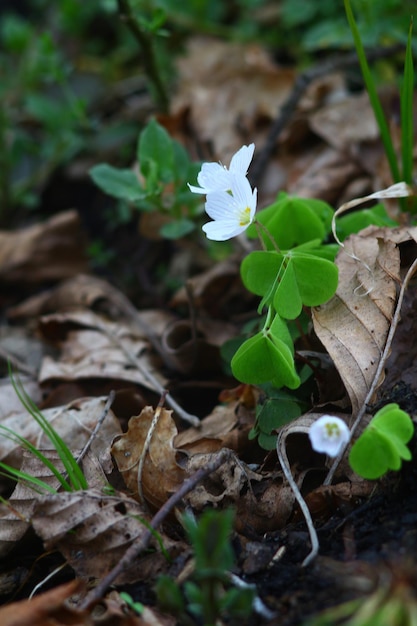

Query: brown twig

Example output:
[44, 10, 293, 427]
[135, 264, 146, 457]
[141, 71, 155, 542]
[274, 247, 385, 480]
[79, 447, 233, 610]
[249, 43, 403, 188]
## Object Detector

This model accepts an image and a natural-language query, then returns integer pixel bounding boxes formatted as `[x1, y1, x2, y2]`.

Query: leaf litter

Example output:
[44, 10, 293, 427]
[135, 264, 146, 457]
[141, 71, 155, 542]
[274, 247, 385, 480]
[1, 33, 417, 626]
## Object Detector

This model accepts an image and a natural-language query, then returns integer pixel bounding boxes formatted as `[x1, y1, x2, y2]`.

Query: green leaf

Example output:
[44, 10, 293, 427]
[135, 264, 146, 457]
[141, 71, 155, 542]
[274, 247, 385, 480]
[273, 253, 338, 319]
[231, 330, 300, 389]
[159, 218, 195, 239]
[247, 193, 333, 248]
[349, 403, 414, 479]
[240, 251, 283, 297]
[138, 119, 174, 183]
[89, 164, 146, 202]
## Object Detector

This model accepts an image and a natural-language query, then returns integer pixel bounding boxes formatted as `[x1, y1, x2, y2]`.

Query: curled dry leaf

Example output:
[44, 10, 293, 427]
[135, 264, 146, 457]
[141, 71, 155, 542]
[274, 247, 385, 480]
[111, 406, 186, 509]
[31, 488, 171, 584]
[0, 580, 90, 626]
[312, 229, 401, 414]
[0, 210, 88, 284]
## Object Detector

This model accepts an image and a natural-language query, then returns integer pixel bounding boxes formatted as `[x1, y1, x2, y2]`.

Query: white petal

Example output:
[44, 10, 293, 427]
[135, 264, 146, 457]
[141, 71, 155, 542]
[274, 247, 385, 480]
[188, 183, 207, 194]
[229, 174, 257, 218]
[202, 220, 246, 241]
[205, 191, 235, 221]
[197, 163, 231, 192]
[309, 415, 350, 458]
[229, 143, 255, 174]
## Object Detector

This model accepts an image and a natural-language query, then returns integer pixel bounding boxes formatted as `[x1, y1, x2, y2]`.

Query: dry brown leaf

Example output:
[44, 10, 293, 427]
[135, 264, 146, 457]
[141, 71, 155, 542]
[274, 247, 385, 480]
[172, 37, 295, 161]
[309, 91, 379, 151]
[37, 310, 167, 392]
[0, 450, 108, 557]
[312, 229, 401, 413]
[174, 404, 237, 450]
[0, 395, 121, 471]
[0, 211, 88, 284]
[31, 488, 170, 584]
[111, 406, 186, 509]
[0, 580, 90, 626]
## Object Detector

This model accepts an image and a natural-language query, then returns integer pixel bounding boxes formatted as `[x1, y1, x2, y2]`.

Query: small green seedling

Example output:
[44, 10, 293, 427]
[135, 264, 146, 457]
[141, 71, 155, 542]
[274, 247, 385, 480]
[90, 118, 202, 239]
[349, 403, 414, 480]
[120, 592, 144, 616]
[156, 509, 254, 624]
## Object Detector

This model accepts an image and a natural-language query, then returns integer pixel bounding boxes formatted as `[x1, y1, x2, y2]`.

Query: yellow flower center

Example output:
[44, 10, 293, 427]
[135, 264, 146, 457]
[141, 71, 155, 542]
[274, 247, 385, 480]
[324, 422, 341, 439]
[239, 206, 252, 227]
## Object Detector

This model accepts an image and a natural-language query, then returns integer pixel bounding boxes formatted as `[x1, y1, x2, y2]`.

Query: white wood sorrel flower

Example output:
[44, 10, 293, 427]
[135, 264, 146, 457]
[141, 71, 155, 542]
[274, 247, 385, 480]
[309, 415, 351, 458]
[188, 143, 255, 194]
[202, 173, 257, 240]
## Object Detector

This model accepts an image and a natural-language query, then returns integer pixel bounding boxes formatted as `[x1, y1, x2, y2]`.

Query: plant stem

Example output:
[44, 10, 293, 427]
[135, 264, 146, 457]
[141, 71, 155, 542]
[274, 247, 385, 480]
[117, 0, 169, 113]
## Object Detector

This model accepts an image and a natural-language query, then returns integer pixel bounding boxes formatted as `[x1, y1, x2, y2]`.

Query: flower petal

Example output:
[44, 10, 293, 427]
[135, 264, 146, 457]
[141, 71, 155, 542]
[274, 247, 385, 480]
[204, 190, 235, 221]
[202, 220, 246, 241]
[309, 415, 350, 458]
[229, 144, 255, 175]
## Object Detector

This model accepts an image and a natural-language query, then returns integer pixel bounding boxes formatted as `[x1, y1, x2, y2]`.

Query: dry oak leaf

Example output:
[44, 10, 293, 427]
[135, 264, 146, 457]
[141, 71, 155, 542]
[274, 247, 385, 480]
[0, 580, 90, 626]
[111, 406, 186, 510]
[31, 488, 171, 584]
[0, 210, 88, 284]
[312, 229, 401, 414]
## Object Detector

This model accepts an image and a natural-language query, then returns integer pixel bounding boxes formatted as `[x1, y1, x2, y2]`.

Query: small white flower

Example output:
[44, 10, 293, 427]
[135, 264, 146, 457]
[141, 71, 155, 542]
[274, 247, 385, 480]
[202, 173, 257, 241]
[188, 143, 255, 195]
[309, 415, 350, 458]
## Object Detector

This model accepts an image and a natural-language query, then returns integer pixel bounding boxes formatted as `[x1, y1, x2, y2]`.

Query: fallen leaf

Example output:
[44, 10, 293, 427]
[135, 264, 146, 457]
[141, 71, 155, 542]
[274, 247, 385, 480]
[31, 488, 170, 584]
[0, 395, 122, 471]
[312, 229, 401, 413]
[0, 449, 108, 556]
[111, 406, 186, 509]
[0, 211, 88, 284]
[0, 580, 89, 626]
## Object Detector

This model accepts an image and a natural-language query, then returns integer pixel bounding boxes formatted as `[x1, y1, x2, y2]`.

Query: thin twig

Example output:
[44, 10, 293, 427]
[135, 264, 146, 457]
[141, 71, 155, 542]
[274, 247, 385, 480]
[79, 448, 233, 609]
[249, 44, 403, 188]
[324, 256, 417, 486]
[76, 391, 116, 466]
[276, 427, 319, 567]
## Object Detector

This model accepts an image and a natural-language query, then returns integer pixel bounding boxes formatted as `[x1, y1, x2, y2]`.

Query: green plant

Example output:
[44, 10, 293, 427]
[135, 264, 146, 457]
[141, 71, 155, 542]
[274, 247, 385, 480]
[120, 591, 144, 615]
[349, 403, 414, 479]
[156, 509, 254, 625]
[90, 118, 202, 238]
[344, 0, 415, 213]
[0, 366, 89, 493]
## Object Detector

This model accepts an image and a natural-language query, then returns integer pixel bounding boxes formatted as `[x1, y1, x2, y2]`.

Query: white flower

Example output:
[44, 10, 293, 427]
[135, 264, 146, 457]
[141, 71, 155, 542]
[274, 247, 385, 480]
[188, 143, 255, 195]
[309, 415, 350, 458]
[202, 173, 257, 241]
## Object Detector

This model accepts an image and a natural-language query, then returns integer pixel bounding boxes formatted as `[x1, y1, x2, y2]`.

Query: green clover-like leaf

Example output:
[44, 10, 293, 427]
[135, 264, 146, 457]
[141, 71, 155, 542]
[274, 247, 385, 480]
[349, 403, 414, 479]
[231, 329, 300, 390]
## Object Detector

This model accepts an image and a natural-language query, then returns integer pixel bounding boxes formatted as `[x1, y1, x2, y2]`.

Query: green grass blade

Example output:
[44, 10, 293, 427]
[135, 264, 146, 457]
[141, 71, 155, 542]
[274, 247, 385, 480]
[401, 19, 414, 186]
[0, 463, 58, 495]
[344, 0, 400, 183]
[9, 366, 88, 491]
[0, 425, 73, 491]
